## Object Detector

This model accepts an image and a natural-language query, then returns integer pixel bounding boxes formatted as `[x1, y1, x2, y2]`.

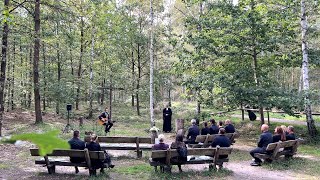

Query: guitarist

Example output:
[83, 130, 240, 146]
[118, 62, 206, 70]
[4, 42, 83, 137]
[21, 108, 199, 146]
[98, 107, 113, 133]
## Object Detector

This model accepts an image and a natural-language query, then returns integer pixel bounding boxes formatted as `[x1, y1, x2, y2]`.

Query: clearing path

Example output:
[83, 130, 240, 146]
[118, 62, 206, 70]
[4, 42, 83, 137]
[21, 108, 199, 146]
[231, 114, 320, 127]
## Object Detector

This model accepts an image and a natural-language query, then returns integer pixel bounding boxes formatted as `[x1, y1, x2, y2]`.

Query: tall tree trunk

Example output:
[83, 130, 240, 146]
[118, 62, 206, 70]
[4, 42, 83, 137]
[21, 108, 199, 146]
[11, 37, 15, 110]
[28, 45, 32, 108]
[0, 0, 10, 136]
[20, 38, 25, 107]
[131, 50, 135, 107]
[88, 26, 95, 119]
[109, 76, 113, 119]
[56, 21, 60, 114]
[33, 0, 43, 124]
[42, 42, 46, 111]
[149, 0, 155, 127]
[76, 17, 84, 110]
[6, 48, 11, 112]
[301, 0, 317, 136]
[136, 44, 141, 116]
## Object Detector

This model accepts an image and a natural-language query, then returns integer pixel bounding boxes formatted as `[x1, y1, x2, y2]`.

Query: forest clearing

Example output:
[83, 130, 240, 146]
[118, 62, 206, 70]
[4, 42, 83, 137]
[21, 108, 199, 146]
[1, 0, 320, 180]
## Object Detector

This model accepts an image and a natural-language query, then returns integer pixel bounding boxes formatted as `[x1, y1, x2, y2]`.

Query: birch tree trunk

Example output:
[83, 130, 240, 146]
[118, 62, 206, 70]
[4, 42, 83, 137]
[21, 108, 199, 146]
[0, 0, 10, 136]
[33, 0, 43, 124]
[301, 0, 317, 136]
[149, 0, 155, 127]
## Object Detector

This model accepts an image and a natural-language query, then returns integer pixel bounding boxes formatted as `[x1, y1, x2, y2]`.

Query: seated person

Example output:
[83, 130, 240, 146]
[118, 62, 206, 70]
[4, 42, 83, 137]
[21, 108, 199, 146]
[152, 134, 169, 164]
[281, 125, 289, 135]
[185, 119, 200, 144]
[201, 121, 211, 135]
[218, 121, 224, 128]
[249, 124, 273, 166]
[170, 134, 187, 172]
[286, 125, 296, 140]
[273, 126, 286, 143]
[224, 119, 235, 133]
[86, 134, 114, 173]
[209, 119, 219, 134]
[68, 130, 86, 174]
[211, 128, 231, 159]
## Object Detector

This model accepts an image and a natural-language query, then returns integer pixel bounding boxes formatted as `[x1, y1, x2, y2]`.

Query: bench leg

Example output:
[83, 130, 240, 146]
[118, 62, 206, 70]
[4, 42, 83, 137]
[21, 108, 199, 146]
[89, 169, 97, 176]
[137, 150, 142, 158]
[154, 166, 158, 172]
[209, 164, 216, 171]
[47, 165, 55, 174]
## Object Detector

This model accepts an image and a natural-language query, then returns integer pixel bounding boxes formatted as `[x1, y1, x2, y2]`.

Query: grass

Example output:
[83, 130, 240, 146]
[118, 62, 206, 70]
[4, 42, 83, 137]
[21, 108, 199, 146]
[0, 163, 9, 169]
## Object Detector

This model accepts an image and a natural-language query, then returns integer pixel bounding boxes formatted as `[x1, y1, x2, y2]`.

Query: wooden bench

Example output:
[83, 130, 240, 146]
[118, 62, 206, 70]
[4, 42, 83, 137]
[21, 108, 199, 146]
[254, 139, 303, 162]
[30, 148, 106, 176]
[189, 133, 240, 148]
[84, 136, 153, 158]
[149, 147, 233, 172]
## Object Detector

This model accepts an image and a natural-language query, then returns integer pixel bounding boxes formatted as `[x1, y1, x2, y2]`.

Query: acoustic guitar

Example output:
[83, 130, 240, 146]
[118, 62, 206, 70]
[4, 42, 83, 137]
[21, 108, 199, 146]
[97, 118, 115, 126]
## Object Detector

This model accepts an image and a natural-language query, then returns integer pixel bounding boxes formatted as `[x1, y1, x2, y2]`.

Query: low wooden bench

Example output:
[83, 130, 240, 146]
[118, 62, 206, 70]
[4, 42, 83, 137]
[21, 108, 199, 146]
[30, 148, 106, 176]
[189, 133, 240, 148]
[149, 147, 233, 172]
[254, 139, 303, 162]
[84, 136, 153, 158]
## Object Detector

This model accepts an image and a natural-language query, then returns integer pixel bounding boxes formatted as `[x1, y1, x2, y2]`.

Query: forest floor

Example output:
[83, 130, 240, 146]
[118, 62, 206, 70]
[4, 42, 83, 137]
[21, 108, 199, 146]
[1, 109, 320, 180]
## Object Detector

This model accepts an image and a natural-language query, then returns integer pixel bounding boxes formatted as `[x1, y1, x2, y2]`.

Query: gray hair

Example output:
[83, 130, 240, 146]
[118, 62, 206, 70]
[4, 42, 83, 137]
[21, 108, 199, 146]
[191, 119, 197, 125]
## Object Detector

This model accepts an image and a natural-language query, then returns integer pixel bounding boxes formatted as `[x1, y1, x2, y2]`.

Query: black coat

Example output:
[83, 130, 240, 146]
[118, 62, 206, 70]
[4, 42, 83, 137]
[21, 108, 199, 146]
[257, 131, 273, 149]
[98, 112, 110, 120]
[86, 142, 103, 169]
[225, 124, 235, 133]
[286, 133, 296, 140]
[272, 134, 282, 143]
[201, 127, 211, 135]
[186, 125, 200, 143]
[211, 135, 231, 148]
[68, 137, 86, 163]
[210, 125, 219, 134]
[163, 108, 172, 132]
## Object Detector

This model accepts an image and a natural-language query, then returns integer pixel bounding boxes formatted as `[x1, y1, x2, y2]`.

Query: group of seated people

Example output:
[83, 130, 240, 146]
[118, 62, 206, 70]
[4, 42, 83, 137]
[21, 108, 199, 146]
[250, 124, 296, 166]
[185, 118, 236, 144]
[152, 119, 234, 172]
[68, 130, 115, 174]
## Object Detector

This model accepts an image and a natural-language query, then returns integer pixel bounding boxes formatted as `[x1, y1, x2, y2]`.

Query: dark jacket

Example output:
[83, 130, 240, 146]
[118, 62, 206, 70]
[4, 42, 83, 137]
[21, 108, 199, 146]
[210, 125, 219, 135]
[201, 127, 211, 135]
[225, 124, 235, 133]
[68, 137, 86, 163]
[186, 125, 200, 143]
[86, 142, 103, 169]
[211, 135, 231, 148]
[98, 112, 110, 120]
[272, 134, 283, 143]
[286, 133, 296, 140]
[257, 131, 273, 149]
[152, 143, 169, 150]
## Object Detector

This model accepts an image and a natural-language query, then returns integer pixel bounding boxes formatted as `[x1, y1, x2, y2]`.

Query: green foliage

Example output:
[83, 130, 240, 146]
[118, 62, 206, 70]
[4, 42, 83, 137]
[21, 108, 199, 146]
[2, 130, 70, 156]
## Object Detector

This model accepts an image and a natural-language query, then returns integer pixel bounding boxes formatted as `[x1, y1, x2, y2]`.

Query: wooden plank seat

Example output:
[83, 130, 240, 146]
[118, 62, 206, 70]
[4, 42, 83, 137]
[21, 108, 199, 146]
[149, 147, 233, 173]
[84, 136, 153, 158]
[30, 148, 106, 176]
[189, 133, 239, 148]
[254, 139, 303, 162]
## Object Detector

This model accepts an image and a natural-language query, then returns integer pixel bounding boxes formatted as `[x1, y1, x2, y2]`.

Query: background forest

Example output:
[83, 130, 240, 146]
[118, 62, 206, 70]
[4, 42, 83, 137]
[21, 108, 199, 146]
[0, 0, 320, 137]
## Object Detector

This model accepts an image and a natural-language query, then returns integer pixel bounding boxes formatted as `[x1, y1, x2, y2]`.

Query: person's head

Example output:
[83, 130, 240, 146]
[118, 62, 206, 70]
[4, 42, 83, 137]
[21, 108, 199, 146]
[73, 130, 80, 138]
[287, 125, 294, 133]
[105, 107, 108, 112]
[90, 134, 98, 142]
[219, 121, 223, 127]
[176, 134, 184, 142]
[225, 119, 232, 125]
[261, 124, 269, 132]
[158, 134, 165, 143]
[203, 121, 208, 127]
[210, 119, 216, 125]
[281, 125, 287, 132]
[219, 128, 226, 135]
[191, 119, 197, 125]
[275, 126, 286, 141]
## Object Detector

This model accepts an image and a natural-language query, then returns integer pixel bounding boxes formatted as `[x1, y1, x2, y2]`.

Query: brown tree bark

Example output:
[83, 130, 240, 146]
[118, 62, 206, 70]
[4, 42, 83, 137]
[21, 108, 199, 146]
[33, 0, 43, 124]
[0, 0, 10, 136]
[76, 17, 84, 110]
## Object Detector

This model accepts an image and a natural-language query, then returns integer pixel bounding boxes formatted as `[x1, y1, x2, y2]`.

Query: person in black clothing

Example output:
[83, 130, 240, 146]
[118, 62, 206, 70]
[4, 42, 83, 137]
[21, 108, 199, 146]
[286, 125, 296, 140]
[170, 134, 187, 172]
[272, 126, 286, 143]
[224, 119, 235, 133]
[218, 121, 224, 128]
[162, 105, 172, 133]
[201, 121, 210, 135]
[185, 119, 200, 144]
[98, 107, 113, 134]
[250, 124, 273, 166]
[211, 128, 231, 159]
[86, 134, 114, 174]
[68, 130, 86, 174]
[247, 110, 257, 121]
[209, 119, 219, 134]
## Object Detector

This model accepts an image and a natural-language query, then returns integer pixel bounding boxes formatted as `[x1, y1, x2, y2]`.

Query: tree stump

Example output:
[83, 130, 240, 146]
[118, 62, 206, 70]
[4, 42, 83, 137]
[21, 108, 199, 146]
[175, 119, 184, 133]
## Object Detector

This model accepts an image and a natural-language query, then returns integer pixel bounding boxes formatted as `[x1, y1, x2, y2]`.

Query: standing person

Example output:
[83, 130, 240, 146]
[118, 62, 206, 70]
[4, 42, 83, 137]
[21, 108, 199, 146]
[249, 124, 273, 166]
[86, 134, 114, 174]
[68, 130, 86, 174]
[162, 105, 172, 133]
[98, 107, 113, 134]
[201, 121, 210, 135]
[185, 119, 200, 144]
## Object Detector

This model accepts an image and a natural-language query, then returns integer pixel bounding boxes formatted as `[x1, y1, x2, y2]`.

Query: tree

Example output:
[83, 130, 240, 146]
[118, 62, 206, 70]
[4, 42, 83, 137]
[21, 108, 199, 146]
[149, 0, 155, 127]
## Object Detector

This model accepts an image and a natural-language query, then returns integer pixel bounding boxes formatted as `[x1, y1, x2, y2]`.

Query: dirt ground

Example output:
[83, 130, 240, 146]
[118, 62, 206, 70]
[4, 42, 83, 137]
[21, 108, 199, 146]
[0, 111, 319, 180]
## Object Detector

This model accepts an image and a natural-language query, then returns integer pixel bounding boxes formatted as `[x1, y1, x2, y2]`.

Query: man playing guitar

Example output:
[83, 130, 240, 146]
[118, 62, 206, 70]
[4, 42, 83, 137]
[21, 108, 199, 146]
[98, 107, 113, 134]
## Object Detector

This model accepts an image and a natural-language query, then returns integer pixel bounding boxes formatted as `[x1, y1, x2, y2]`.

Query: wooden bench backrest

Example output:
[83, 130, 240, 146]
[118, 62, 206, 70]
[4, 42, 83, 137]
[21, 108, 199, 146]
[215, 147, 233, 156]
[84, 136, 152, 144]
[195, 133, 238, 143]
[30, 149, 105, 160]
[150, 148, 232, 159]
[278, 140, 297, 148]
[265, 143, 278, 151]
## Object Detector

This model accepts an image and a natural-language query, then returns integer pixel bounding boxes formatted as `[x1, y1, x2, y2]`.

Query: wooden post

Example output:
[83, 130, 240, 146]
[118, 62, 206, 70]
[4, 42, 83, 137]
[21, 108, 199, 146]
[136, 137, 142, 158]
[267, 111, 270, 125]
[79, 116, 83, 127]
[241, 109, 245, 121]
